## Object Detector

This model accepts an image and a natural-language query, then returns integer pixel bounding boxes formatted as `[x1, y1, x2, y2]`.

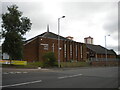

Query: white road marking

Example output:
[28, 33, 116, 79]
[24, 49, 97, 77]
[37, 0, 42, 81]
[3, 72, 9, 74]
[16, 72, 22, 74]
[58, 76, 68, 79]
[9, 72, 15, 74]
[41, 69, 49, 70]
[58, 74, 83, 79]
[0, 80, 42, 88]
[3, 72, 28, 74]
[23, 72, 28, 73]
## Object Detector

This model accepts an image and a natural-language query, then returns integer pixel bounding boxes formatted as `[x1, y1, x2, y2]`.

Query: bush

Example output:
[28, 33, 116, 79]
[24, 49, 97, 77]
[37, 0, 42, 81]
[42, 52, 57, 67]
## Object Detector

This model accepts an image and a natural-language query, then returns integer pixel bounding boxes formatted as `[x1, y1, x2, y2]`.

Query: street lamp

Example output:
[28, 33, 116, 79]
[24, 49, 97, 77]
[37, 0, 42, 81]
[105, 35, 110, 66]
[0, 31, 2, 60]
[58, 16, 65, 68]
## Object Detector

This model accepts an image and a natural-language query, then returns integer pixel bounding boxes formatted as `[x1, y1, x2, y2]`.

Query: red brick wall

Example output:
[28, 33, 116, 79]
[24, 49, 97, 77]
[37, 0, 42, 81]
[77, 43, 81, 61]
[82, 44, 87, 61]
[23, 36, 116, 63]
[97, 54, 116, 58]
[86, 48, 116, 59]
[38, 37, 58, 62]
[23, 38, 39, 62]
[23, 37, 89, 62]
[66, 41, 70, 61]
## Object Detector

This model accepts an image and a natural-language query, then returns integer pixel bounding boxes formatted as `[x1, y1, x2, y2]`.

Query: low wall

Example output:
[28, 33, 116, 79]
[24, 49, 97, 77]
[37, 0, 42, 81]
[91, 61, 119, 66]
[59, 61, 119, 67]
[60, 62, 90, 67]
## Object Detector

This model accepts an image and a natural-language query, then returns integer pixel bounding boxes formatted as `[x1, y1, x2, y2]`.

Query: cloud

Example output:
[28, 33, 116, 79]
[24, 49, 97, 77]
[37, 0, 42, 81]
[108, 45, 119, 54]
[1, 1, 118, 54]
[102, 3, 118, 40]
[103, 20, 117, 33]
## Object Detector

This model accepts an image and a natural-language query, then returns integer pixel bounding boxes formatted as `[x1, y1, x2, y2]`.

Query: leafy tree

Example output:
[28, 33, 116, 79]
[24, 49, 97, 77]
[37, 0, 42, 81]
[2, 5, 32, 60]
[42, 52, 57, 67]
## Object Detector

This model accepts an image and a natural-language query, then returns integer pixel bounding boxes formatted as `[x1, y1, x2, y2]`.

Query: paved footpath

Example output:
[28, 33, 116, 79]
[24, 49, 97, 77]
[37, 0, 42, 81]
[2, 67, 52, 74]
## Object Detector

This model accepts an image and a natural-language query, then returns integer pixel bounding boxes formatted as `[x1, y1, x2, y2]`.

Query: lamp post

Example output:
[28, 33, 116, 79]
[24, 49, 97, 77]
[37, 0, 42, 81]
[0, 32, 1, 59]
[58, 16, 65, 68]
[105, 35, 110, 66]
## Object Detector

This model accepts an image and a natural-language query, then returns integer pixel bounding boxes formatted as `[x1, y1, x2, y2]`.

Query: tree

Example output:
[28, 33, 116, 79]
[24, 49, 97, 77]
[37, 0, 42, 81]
[2, 5, 32, 60]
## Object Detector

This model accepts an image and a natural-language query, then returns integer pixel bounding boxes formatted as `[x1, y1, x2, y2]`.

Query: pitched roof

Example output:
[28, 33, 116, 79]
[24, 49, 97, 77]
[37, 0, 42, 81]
[39, 31, 71, 41]
[86, 44, 116, 55]
[84, 36, 93, 39]
[25, 31, 72, 44]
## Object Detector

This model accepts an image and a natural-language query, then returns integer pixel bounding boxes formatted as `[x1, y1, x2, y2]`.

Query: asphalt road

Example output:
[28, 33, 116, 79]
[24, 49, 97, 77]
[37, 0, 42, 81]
[1, 67, 119, 89]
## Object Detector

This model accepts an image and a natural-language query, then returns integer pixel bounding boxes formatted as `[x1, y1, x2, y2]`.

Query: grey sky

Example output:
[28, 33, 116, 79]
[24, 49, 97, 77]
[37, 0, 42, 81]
[0, 0, 119, 54]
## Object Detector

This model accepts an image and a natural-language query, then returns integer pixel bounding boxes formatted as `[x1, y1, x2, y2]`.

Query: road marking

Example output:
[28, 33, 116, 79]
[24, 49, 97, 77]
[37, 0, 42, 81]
[0, 80, 42, 88]
[16, 72, 22, 74]
[3, 72, 9, 74]
[3, 72, 28, 74]
[58, 76, 68, 79]
[23, 72, 28, 73]
[41, 69, 49, 70]
[58, 74, 83, 79]
[9, 72, 15, 74]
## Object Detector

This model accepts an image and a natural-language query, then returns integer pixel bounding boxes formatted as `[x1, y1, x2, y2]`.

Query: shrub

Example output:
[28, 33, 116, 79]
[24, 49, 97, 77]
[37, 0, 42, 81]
[42, 52, 57, 67]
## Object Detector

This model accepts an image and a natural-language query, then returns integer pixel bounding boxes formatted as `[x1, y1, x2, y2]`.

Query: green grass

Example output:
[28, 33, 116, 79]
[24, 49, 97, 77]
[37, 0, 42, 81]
[2, 61, 90, 68]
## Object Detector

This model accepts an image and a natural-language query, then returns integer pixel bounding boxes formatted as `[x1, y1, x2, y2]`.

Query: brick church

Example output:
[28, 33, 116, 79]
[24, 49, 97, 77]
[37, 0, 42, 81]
[23, 26, 117, 62]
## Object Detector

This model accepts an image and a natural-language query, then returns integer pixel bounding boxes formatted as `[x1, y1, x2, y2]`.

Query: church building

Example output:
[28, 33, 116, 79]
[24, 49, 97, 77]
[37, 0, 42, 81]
[23, 26, 117, 62]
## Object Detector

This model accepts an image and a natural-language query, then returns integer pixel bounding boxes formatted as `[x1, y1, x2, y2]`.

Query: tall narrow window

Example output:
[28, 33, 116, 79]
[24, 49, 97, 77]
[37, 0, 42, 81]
[70, 44, 72, 58]
[52, 43, 55, 52]
[76, 45, 78, 58]
[81, 46, 83, 58]
[64, 44, 67, 58]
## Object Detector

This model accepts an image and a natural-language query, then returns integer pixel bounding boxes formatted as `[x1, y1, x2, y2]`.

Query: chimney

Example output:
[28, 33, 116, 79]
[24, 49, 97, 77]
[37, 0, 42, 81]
[66, 36, 74, 40]
[84, 36, 93, 44]
[47, 24, 49, 32]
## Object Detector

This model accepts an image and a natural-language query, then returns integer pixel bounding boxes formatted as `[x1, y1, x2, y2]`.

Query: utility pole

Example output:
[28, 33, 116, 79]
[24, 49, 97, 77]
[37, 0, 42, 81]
[58, 16, 65, 68]
[105, 35, 110, 66]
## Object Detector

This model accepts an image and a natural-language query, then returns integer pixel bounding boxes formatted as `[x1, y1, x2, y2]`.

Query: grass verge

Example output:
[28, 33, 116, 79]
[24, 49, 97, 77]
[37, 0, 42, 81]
[60, 61, 90, 68]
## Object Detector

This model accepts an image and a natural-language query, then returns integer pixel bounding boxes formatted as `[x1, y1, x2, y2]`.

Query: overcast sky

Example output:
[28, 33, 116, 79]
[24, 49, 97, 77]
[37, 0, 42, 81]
[0, 0, 119, 54]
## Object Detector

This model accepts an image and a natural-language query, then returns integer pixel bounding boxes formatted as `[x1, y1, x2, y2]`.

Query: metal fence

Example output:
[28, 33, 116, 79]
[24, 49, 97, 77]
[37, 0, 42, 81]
[89, 58, 120, 61]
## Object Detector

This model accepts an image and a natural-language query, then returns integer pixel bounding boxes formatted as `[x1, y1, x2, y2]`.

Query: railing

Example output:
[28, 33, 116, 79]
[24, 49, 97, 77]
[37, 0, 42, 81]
[89, 58, 120, 61]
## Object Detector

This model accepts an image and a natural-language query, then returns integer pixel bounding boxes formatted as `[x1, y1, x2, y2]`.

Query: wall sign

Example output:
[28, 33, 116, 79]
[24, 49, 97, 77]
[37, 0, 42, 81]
[40, 43, 49, 50]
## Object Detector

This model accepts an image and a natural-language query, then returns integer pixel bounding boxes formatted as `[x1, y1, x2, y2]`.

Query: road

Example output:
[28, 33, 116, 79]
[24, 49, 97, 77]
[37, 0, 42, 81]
[1, 67, 119, 89]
